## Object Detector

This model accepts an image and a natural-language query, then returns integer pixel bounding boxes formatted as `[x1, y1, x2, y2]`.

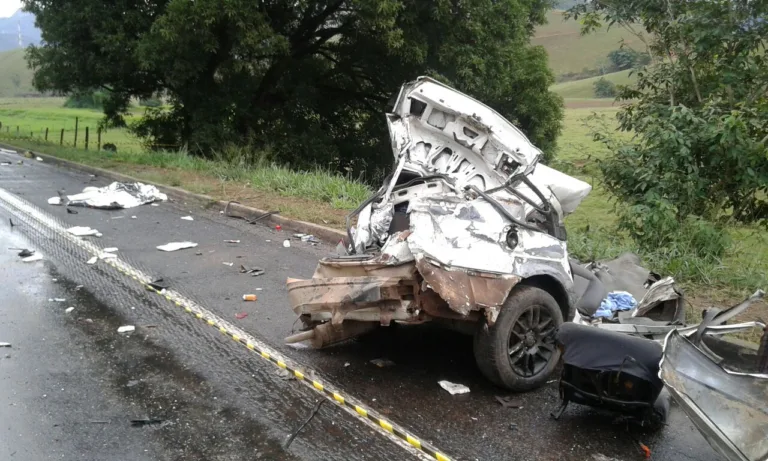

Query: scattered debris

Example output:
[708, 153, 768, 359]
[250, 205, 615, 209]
[98, 252, 117, 260]
[223, 202, 279, 224]
[23, 150, 33, 158]
[293, 233, 306, 239]
[275, 225, 282, 231]
[286, 342, 309, 350]
[0, 161, 11, 166]
[508, 422, 518, 431]
[117, 325, 136, 334]
[344, 362, 350, 367]
[16, 248, 34, 257]
[157, 241, 198, 252]
[49, 298, 66, 302]
[370, 358, 395, 368]
[130, 418, 164, 427]
[301, 234, 320, 244]
[222, 262, 234, 267]
[235, 312, 248, 320]
[242, 294, 258, 302]
[224, 239, 240, 243]
[283, 400, 325, 449]
[131, 216, 137, 219]
[0, 342, 11, 347]
[65, 307, 74, 314]
[283, 240, 291, 248]
[8, 218, 14, 228]
[151, 203, 159, 207]
[103, 247, 118, 253]
[48, 182, 167, 209]
[255, 288, 263, 291]
[66, 208, 78, 214]
[495, 396, 523, 409]
[126, 380, 140, 388]
[179, 216, 194, 222]
[438, 380, 470, 395]
[194, 252, 202, 256]
[67, 226, 101, 237]
[36, 156, 43, 162]
[86, 256, 98, 265]
[239, 265, 265, 276]
[75, 285, 83, 290]
[147, 279, 169, 291]
[276, 368, 295, 381]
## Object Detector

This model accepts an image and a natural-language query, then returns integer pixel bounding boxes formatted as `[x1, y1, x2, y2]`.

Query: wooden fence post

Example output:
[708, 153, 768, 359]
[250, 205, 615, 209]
[0, 122, 3, 131]
[85, 127, 89, 150]
[16, 126, 19, 135]
[74, 117, 79, 147]
[45, 127, 49, 141]
[60, 128, 64, 146]
[97, 128, 102, 151]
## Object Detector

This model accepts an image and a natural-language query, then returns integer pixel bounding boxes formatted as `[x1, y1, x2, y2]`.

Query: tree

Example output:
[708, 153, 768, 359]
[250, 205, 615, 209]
[593, 77, 616, 98]
[568, 0, 768, 253]
[24, 0, 563, 173]
[10, 73, 21, 89]
[606, 47, 650, 71]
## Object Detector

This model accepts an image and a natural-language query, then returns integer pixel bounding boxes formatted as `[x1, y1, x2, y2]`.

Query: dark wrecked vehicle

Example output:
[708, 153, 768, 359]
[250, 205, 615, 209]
[286, 77, 592, 391]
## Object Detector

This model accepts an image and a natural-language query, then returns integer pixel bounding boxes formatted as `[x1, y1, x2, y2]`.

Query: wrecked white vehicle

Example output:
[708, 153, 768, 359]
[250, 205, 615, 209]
[286, 77, 591, 391]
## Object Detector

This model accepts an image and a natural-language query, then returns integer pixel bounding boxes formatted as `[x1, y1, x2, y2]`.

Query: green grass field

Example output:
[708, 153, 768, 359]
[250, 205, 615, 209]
[551, 69, 635, 99]
[534, 11, 645, 77]
[0, 97, 142, 151]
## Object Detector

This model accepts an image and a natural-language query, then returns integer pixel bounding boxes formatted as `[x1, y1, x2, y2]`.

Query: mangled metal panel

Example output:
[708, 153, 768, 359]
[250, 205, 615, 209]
[661, 330, 768, 461]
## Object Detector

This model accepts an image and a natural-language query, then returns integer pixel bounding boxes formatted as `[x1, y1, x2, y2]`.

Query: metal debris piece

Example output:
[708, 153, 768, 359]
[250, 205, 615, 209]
[370, 358, 395, 368]
[495, 396, 523, 409]
[130, 418, 164, 427]
[223, 201, 279, 224]
[157, 242, 198, 252]
[67, 226, 101, 237]
[117, 325, 135, 333]
[224, 239, 240, 243]
[66, 207, 78, 214]
[22, 253, 42, 262]
[222, 262, 234, 266]
[0, 342, 11, 347]
[50, 298, 66, 302]
[0, 161, 11, 166]
[147, 279, 169, 291]
[438, 380, 470, 395]
[239, 265, 265, 276]
[180, 216, 194, 221]
[283, 240, 291, 248]
[86, 256, 98, 265]
[283, 400, 325, 449]
[75, 285, 83, 290]
[103, 247, 118, 253]
[16, 248, 33, 257]
[65, 307, 74, 313]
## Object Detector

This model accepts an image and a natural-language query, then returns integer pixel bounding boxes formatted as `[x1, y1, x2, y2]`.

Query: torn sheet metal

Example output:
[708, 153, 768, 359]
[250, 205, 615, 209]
[48, 182, 167, 209]
[633, 277, 682, 318]
[415, 255, 520, 316]
[661, 330, 768, 461]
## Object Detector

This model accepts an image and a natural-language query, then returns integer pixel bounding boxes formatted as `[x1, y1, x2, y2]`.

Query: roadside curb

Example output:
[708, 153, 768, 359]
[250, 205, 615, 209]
[0, 141, 347, 244]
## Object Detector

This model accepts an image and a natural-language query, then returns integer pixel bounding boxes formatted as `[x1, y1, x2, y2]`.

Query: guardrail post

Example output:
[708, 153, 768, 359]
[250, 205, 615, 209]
[45, 127, 49, 141]
[60, 128, 64, 146]
[85, 127, 89, 150]
[74, 117, 79, 147]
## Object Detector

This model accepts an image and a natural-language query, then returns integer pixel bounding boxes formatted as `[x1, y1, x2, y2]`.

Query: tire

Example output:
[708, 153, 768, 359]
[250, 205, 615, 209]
[474, 285, 563, 392]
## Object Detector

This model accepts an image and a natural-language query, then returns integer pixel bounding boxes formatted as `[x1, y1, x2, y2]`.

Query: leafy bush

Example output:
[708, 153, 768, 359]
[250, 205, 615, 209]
[139, 97, 162, 107]
[593, 77, 616, 98]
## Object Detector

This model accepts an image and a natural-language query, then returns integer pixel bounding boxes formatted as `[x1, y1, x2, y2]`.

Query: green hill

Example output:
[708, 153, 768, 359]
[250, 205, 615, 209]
[551, 69, 635, 98]
[0, 48, 39, 97]
[534, 10, 646, 77]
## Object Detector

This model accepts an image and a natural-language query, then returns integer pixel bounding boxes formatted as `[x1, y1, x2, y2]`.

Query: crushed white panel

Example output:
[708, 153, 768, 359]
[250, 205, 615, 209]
[157, 242, 198, 252]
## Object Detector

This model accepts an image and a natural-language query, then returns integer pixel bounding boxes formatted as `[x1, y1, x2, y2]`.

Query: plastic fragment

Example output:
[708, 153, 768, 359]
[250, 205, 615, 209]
[370, 358, 395, 368]
[22, 253, 43, 262]
[235, 312, 248, 320]
[65, 307, 75, 313]
[438, 380, 470, 395]
[283, 240, 291, 248]
[157, 242, 198, 252]
[117, 325, 135, 333]
[86, 256, 98, 264]
[67, 226, 100, 237]
[181, 216, 194, 221]
[242, 294, 257, 302]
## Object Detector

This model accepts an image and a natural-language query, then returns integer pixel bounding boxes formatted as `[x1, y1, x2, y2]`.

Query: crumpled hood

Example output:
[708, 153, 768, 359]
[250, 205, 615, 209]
[387, 77, 590, 214]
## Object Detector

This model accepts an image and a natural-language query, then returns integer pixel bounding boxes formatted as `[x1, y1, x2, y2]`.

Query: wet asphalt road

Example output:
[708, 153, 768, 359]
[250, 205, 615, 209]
[0, 149, 725, 461]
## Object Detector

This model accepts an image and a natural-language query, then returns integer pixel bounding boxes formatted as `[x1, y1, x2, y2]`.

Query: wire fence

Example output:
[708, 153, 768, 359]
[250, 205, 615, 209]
[0, 117, 181, 152]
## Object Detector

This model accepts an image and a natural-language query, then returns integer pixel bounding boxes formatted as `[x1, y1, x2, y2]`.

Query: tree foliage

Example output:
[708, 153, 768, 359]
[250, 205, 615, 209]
[24, 0, 563, 173]
[606, 47, 649, 71]
[569, 0, 768, 253]
[593, 77, 616, 98]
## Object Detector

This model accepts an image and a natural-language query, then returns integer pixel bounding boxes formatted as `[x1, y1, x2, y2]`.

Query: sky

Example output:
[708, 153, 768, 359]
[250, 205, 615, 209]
[0, 0, 22, 18]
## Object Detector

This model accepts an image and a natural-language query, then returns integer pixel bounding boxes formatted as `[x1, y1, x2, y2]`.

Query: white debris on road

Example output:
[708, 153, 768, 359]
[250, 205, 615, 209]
[438, 380, 470, 395]
[67, 226, 101, 237]
[283, 240, 291, 248]
[181, 216, 194, 221]
[117, 325, 135, 333]
[86, 256, 98, 264]
[21, 253, 43, 262]
[65, 307, 75, 313]
[103, 247, 118, 253]
[157, 241, 198, 252]
[48, 182, 167, 209]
